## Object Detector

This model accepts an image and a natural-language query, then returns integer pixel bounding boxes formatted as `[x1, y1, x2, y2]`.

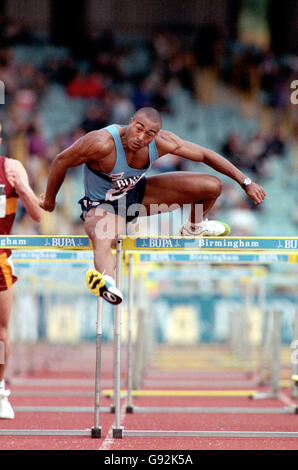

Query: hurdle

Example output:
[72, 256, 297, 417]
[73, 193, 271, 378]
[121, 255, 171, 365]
[128, 265, 265, 392]
[122, 246, 298, 416]
[0, 236, 97, 437]
[7, 246, 115, 416]
[0, 235, 297, 439]
[111, 236, 298, 438]
[292, 307, 298, 399]
[253, 276, 298, 401]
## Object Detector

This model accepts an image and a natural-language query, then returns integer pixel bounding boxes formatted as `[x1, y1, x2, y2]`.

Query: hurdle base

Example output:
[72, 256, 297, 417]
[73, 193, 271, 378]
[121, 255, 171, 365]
[0, 429, 92, 436]
[113, 426, 124, 438]
[110, 405, 115, 413]
[122, 429, 298, 438]
[127, 405, 297, 414]
[91, 427, 102, 438]
[126, 406, 134, 414]
[250, 392, 279, 400]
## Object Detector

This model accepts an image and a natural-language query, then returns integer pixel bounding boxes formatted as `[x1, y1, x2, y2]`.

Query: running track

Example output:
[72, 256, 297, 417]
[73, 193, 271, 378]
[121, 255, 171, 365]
[0, 343, 298, 450]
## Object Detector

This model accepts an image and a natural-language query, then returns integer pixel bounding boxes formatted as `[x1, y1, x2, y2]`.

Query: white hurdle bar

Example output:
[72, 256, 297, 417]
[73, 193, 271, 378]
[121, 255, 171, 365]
[112, 236, 298, 439]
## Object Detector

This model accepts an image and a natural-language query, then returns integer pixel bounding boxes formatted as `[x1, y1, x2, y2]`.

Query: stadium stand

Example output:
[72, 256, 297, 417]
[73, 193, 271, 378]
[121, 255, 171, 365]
[0, 23, 297, 237]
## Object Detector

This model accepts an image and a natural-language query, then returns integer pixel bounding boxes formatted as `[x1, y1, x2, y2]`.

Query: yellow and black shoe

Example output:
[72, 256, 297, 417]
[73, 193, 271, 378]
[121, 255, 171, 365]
[86, 269, 123, 305]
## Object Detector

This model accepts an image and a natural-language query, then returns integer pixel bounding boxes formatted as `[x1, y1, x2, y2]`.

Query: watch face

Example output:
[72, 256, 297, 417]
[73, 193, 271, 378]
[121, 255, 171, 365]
[244, 178, 252, 185]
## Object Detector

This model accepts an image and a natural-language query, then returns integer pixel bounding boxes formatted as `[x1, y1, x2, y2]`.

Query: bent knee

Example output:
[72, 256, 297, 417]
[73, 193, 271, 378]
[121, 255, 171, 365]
[205, 175, 222, 197]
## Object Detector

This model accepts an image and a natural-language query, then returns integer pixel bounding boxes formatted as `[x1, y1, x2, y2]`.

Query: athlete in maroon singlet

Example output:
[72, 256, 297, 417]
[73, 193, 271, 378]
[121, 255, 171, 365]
[0, 151, 42, 419]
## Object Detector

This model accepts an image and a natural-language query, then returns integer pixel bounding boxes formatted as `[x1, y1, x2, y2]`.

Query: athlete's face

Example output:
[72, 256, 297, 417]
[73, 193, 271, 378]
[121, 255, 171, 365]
[126, 115, 161, 150]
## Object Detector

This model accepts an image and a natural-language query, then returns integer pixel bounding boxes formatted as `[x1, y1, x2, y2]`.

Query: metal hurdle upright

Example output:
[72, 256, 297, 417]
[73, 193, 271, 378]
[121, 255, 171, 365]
[292, 306, 298, 399]
[111, 236, 298, 439]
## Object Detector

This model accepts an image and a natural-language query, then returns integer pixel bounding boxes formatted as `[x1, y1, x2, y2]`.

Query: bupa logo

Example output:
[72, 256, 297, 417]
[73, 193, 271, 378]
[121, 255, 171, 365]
[285, 239, 298, 249]
[149, 238, 175, 248]
[51, 237, 76, 247]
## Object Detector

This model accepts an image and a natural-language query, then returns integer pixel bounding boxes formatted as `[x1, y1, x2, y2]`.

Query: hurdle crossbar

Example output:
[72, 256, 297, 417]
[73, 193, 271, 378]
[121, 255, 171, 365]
[0, 235, 297, 251]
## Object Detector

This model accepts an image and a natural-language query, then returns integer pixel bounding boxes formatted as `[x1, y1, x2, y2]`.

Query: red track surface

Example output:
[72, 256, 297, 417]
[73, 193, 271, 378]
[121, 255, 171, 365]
[1, 343, 298, 450]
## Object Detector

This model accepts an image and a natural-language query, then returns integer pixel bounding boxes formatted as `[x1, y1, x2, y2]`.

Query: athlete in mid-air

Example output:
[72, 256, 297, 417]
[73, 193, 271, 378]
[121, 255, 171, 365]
[40, 107, 265, 304]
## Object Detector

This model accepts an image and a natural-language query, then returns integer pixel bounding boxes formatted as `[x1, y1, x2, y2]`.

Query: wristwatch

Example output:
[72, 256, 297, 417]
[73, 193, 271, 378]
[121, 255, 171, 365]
[241, 177, 252, 189]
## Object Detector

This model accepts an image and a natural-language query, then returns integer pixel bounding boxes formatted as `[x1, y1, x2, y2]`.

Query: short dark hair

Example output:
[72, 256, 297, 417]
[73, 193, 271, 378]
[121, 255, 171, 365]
[134, 107, 162, 126]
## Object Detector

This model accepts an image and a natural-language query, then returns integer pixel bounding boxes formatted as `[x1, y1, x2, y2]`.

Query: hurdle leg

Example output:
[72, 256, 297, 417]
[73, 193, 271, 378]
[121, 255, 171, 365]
[271, 309, 281, 397]
[253, 309, 281, 400]
[110, 242, 123, 414]
[291, 308, 298, 399]
[113, 239, 124, 438]
[144, 295, 155, 372]
[133, 277, 146, 390]
[233, 307, 243, 358]
[126, 253, 134, 413]
[256, 280, 267, 386]
[91, 297, 103, 438]
[243, 279, 253, 376]
[238, 279, 248, 362]
[142, 288, 152, 375]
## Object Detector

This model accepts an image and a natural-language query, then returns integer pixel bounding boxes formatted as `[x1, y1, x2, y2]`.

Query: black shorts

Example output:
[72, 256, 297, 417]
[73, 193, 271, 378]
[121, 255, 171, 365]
[79, 176, 147, 224]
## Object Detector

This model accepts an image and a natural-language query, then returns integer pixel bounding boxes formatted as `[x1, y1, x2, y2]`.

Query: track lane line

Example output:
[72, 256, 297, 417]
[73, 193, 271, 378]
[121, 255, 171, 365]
[98, 400, 127, 450]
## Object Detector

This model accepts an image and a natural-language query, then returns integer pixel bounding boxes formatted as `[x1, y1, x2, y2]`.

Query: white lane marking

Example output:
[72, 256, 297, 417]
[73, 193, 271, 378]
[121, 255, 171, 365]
[99, 400, 127, 450]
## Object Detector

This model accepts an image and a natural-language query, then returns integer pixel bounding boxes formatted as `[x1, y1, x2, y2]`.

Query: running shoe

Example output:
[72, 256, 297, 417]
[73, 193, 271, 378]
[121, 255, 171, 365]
[86, 269, 123, 305]
[180, 219, 231, 237]
[0, 389, 14, 419]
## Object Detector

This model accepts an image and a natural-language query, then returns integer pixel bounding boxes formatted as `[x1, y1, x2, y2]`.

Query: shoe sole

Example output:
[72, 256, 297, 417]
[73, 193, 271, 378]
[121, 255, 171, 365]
[100, 287, 123, 305]
[214, 221, 231, 236]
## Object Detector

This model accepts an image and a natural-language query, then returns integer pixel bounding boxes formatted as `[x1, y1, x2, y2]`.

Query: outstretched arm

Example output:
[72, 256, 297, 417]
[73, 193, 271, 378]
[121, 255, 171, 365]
[5, 159, 43, 222]
[40, 131, 109, 212]
[156, 131, 266, 205]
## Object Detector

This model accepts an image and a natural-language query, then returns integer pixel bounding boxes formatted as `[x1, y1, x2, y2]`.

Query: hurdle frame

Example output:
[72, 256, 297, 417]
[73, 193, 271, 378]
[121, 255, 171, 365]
[123, 251, 298, 416]
[0, 236, 97, 438]
[112, 236, 298, 438]
[0, 235, 297, 439]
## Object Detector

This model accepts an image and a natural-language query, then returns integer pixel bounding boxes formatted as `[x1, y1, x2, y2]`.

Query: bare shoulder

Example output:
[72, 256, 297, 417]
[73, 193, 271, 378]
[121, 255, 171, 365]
[157, 129, 181, 144]
[4, 157, 26, 174]
[58, 129, 115, 166]
[77, 129, 114, 156]
[4, 158, 29, 188]
[155, 130, 182, 155]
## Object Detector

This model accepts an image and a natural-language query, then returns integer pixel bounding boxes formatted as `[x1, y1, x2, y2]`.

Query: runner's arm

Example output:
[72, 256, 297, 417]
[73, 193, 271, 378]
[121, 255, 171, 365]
[5, 159, 43, 222]
[40, 131, 109, 212]
[157, 131, 266, 205]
